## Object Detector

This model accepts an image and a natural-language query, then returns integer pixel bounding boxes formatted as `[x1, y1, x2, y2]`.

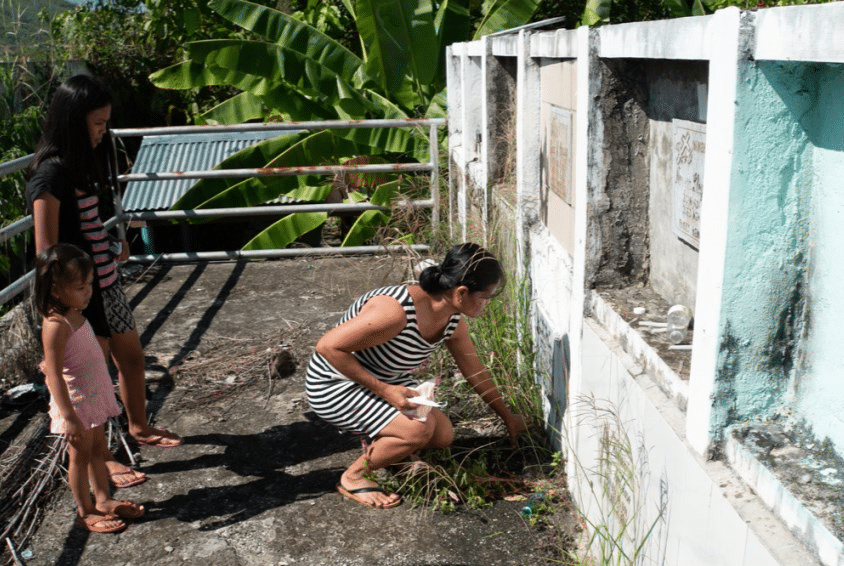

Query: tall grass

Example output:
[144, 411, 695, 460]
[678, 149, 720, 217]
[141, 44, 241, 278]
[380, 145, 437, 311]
[380, 250, 557, 504]
[564, 396, 665, 566]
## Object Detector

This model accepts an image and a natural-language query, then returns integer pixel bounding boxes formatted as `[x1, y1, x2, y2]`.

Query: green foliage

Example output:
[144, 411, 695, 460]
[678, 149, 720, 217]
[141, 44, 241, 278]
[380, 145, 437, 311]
[579, 0, 838, 26]
[474, 0, 542, 38]
[379, 265, 560, 516]
[149, 0, 540, 249]
[580, 0, 671, 25]
[532, 0, 586, 30]
[0, 0, 56, 284]
[467, 276, 542, 424]
[381, 446, 494, 513]
[49, 0, 256, 127]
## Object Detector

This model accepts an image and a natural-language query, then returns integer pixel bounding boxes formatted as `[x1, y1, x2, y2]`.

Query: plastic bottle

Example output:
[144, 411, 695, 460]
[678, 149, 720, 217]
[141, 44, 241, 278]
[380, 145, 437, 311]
[666, 305, 692, 345]
[520, 492, 545, 518]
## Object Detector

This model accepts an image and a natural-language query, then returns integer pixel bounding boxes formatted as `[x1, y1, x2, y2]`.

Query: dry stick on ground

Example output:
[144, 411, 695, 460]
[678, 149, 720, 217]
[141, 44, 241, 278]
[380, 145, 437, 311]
[5, 537, 25, 566]
[170, 331, 302, 410]
[0, 415, 67, 562]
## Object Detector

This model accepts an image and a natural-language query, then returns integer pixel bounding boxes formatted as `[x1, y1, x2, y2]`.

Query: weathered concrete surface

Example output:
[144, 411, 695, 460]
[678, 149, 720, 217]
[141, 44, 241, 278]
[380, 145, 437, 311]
[19, 256, 565, 566]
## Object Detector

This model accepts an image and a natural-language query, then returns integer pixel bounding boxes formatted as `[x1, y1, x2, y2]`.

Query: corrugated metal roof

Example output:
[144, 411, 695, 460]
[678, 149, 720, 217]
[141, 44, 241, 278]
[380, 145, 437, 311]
[121, 131, 285, 211]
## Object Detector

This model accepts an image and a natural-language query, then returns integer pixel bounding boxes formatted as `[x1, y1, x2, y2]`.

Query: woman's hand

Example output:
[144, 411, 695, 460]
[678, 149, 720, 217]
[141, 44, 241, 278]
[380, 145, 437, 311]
[381, 384, 420, 413]
[118, 239, 130, 262]
[503, 411, 530, 447]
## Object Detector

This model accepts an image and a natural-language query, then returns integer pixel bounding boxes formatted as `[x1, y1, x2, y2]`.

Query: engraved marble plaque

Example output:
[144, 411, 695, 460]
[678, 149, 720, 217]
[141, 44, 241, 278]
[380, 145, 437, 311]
[547, 106, 573, 205]
[672, 119, 706, 249]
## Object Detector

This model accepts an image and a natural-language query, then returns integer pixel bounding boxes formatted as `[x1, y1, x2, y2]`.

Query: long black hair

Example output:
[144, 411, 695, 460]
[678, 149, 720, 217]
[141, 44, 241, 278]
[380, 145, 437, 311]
[34, 243, 94, 318]
[28, 74, 114, 192]
[418, 243, 504, 295]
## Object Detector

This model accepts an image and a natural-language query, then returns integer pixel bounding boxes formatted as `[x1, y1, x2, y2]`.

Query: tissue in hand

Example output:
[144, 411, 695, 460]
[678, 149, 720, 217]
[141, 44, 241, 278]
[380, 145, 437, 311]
[403, 378, 445, 422]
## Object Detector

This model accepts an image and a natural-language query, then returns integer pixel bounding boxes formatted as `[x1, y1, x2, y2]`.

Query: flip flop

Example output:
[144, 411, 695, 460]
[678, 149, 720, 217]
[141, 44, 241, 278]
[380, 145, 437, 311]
[109, 468, 147, 489]
[75, 514, 126, 534]
[336, 483, 402, 509]
[133, 432, 183, 448]
[107, 500, 145, 519]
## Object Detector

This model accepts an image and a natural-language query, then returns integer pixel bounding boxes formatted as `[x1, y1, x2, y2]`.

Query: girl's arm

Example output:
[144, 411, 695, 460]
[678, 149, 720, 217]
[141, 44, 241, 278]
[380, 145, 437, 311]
[41, 317, 83, 440]
[32, 193, 61, 254]
[315, 295, 418, 411]
[445, 318, 528, 445]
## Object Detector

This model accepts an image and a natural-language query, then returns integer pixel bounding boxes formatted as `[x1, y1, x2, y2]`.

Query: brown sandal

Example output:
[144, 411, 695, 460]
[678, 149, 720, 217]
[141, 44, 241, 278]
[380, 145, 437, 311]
[75, 514, 126, 534]
[109, 468, 147, 489]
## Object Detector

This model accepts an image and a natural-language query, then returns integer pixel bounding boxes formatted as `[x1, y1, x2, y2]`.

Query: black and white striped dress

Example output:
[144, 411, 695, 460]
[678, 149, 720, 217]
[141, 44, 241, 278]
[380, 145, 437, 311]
[306, 285, 461, 438]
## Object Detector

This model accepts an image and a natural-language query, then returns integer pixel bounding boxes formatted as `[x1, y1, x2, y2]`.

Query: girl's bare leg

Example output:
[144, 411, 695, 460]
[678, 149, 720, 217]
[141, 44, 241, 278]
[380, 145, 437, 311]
[88, 425, 115, 507]
[67, 428, 97, 517]
[340, 408, 453, 508]
[90, 426, 145, 518]
[68, 428, 123, 530]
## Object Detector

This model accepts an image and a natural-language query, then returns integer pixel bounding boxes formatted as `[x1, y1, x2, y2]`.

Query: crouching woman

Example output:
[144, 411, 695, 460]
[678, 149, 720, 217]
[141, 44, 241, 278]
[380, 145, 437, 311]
[305, 243, 529, 509]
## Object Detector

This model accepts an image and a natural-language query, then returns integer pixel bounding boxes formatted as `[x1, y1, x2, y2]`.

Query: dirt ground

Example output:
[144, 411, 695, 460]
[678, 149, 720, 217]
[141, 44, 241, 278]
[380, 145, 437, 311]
[1, 254, 577, 566]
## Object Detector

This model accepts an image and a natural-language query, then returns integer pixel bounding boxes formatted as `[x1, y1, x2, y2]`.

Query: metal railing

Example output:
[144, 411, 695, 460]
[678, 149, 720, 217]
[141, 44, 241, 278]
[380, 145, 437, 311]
[0, 118, 446, 307]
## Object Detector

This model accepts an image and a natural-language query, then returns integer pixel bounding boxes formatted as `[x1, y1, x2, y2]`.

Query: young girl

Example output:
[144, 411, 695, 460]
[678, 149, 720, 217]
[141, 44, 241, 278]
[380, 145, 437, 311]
[27, 74, 181, 490]
[35, 243, 145, 533]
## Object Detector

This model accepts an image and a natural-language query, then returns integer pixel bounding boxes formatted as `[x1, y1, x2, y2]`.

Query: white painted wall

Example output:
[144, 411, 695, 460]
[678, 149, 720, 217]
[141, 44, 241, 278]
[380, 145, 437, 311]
[447, 5, 844, 565]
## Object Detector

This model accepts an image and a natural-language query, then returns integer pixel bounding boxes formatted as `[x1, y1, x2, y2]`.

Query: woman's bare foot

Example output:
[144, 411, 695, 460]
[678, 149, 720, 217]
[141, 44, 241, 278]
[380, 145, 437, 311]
[337, 471, 401, 509]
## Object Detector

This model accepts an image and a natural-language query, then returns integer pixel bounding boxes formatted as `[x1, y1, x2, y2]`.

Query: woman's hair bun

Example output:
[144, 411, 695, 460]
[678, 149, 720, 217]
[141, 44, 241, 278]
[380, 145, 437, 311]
[418, 243, 503, 295]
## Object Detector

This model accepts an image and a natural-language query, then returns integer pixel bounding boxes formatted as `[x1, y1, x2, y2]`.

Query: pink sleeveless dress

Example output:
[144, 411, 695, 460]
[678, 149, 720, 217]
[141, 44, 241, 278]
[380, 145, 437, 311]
[48, 317, 121, 433]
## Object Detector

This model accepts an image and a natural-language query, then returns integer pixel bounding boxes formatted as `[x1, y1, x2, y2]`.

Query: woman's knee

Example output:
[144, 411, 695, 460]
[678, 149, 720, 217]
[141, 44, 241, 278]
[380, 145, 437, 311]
[400, 419, 437, 449]
[427, 411, 454, 448]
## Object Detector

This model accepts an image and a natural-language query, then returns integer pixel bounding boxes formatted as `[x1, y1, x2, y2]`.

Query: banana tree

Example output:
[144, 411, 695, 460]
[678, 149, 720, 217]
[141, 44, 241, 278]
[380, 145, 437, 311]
[150, 0, 539, 248]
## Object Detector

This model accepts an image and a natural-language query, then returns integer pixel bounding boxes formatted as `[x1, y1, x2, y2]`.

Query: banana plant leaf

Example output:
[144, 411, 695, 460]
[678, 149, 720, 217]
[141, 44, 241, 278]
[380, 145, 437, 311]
[691, 0, 710, 16]
[285, 184, 334, 202]
[580, 0, 611, 25]
[474, 0, 539, 39]
[150, 59, 269, 92]
[189, 130, 364, 210]
[242, 211, 328, 250]
[199, 82, 336, 125]
[341, 179, 399, 246]
[210, 0, 369, 87]
[435, 0, 470, 60]
[196, 91, 266, 125]
[170, 131, 313, 210]
[355, 0, 439, 95]
[180, 40, 376, 114]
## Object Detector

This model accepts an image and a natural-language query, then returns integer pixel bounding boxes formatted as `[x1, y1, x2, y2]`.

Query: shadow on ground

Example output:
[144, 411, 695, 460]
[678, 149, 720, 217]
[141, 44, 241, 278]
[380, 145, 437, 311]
[5, 255, 572, 565]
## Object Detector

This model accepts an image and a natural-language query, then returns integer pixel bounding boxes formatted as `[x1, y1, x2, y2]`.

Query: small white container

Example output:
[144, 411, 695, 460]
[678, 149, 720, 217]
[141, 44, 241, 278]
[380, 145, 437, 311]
[666, 305, 692, 344]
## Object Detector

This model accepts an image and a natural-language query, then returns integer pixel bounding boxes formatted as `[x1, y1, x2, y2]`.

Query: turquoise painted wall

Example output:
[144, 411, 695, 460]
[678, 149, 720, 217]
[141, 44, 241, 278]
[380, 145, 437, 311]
[711, 61, 812, 433]
[796, 65, 844, 454]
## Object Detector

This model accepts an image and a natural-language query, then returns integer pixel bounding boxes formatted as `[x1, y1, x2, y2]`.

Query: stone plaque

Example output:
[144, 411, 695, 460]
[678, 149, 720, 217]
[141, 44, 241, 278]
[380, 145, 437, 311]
[672, 119, 706, 250]
[547, 106, 573, 205]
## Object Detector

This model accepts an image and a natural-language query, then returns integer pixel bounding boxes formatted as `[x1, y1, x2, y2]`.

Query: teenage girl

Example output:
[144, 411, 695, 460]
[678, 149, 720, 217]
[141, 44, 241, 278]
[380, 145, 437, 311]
[26, 74, 182, 490]
[35, 243, 145, 533]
